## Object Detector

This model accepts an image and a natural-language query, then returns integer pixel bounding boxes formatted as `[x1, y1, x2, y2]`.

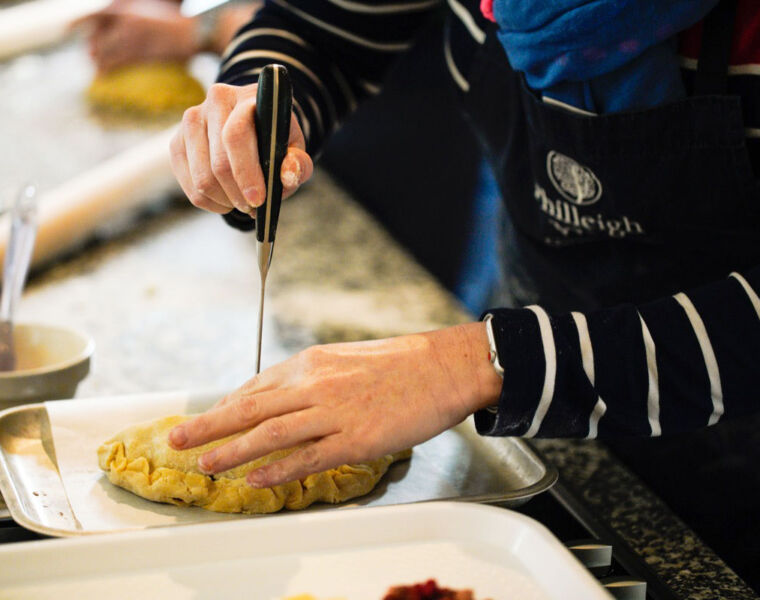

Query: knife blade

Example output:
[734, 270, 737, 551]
[253, 64, 293, 374]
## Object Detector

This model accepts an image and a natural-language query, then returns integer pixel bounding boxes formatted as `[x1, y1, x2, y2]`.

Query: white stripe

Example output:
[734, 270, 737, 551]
[673, 293, 724, 426]
[225, 51, 338, 124]
[680, 56, 760, 76]
[524, 306, 557, 438]
[638, 312, 661, 436]
[587, 399, 607, 439]
[730, 272, 760, 319]
[543, 95, 597, 117]
[571, 312, 607, 439]
[444, 25, 469, 92]
[729, 64, 760, 76]
[357, 78, 382, 95]
[446, 0, 486, 44]
[221, 28, 312, 62]
[271, 0, 413, 51]
[326, 0, 441, 14]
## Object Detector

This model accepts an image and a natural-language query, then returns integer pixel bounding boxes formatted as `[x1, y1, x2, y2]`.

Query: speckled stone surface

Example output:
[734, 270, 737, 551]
[534, 439, 757, 599]
[3, 167, 753, 598]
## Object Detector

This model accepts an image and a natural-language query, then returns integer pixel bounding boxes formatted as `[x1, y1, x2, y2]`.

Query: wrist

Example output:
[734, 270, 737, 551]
[460, 321, 503, 412]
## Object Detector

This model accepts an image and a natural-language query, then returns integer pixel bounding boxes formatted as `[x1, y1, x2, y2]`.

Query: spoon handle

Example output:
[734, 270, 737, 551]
[0, 184, 38, 323]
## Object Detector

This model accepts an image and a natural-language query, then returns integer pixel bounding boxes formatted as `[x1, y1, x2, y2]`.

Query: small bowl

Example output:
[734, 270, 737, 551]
[0, 323, 94, 409]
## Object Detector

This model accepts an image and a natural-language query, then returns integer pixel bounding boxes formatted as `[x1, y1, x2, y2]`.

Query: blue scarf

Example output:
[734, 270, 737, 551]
[491, 0, 718, 112]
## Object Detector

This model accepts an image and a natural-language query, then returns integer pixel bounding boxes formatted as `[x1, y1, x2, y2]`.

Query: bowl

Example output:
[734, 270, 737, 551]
[0, 323, 94, 409]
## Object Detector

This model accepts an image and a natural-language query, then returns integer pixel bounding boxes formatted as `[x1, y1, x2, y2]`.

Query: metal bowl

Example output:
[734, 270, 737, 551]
[0, 323, 94, 409]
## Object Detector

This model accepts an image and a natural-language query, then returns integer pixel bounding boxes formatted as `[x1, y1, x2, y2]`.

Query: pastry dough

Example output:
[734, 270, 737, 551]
[86, 62, 205, 116]
[98, 415, 411, 514]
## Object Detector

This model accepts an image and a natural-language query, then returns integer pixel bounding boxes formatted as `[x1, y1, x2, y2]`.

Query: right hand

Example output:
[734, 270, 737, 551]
[169, 83, 313, 215]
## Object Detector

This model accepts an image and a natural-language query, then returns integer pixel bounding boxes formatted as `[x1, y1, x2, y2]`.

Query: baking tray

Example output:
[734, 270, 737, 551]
[0, 400, 557, 537]
[0, 502, 610, 599]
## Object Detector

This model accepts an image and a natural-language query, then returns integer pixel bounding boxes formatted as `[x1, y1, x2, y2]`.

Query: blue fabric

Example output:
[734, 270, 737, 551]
[491, 0, 718, 113]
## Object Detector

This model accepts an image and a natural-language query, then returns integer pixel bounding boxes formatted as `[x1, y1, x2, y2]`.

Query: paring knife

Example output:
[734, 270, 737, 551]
[254, 64, 293, 374]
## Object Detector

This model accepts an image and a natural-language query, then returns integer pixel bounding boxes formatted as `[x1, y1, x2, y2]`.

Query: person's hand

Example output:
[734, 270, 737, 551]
[168, 322, 502, 487]
[169, 82, 313, 214]
[74, 0, 200, 74]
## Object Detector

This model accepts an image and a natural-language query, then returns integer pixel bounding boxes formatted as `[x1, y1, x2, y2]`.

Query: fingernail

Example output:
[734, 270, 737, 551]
[247, 470, 267, 488]
[169, 427, 187, 449]
[282, 164, 300, 188]
[198, 451, 216, 473]
[243, 187, 260, 206]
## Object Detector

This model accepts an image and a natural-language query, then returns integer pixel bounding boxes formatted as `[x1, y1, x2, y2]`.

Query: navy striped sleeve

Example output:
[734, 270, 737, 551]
[476, 265, 760, 439]
[216, 0, 443, 156]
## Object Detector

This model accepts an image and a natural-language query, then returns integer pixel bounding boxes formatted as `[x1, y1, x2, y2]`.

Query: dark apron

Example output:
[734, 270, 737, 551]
[457, 0, 760, 586]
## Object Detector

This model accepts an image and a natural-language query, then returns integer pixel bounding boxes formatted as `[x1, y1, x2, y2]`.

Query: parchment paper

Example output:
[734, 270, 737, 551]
[44, 390, 249, 532]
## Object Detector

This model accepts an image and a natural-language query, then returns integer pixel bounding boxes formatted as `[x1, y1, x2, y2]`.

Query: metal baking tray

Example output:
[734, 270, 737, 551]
[0, 402, 557, 537]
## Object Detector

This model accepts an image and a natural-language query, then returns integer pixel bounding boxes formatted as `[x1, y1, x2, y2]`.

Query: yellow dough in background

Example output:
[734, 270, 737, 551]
[97, 415, 412, 514]
[86, 62, 206, 116]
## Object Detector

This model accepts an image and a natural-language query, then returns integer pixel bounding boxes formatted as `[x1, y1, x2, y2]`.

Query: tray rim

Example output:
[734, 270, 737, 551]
[0, 501, 611, 599]
[0, 399, 558, 537]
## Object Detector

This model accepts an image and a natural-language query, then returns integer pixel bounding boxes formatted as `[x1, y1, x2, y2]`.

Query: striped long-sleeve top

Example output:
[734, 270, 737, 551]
[217, 0, 760, 439]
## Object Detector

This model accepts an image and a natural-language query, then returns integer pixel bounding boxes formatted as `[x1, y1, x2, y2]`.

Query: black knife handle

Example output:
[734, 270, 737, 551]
[254, 64, 293, 244]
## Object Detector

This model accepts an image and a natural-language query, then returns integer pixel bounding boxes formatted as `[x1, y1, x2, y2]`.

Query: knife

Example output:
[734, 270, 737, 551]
[253, 64, 293, 374]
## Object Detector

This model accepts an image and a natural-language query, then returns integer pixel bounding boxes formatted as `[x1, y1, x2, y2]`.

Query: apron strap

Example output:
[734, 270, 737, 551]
[693, 0, 738, 95]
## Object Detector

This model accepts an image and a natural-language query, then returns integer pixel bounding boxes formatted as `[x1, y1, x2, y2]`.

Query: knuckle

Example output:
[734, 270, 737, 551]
[234, 396, 260, 424]
[299, 445, 322, 471]
[188, 191, 210, 208]
[207, 83, 231, 102]
[262, 419, 288, 444]
[182, 105, 202, 127]
[301, 344, 326, 365]
[221, 119, 249, 146]
[195, 173, 219, 197]
[210, 153, 232, 179]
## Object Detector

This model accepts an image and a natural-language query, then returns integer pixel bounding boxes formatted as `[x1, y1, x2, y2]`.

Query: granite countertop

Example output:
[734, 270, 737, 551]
[8, 168, 754, 599]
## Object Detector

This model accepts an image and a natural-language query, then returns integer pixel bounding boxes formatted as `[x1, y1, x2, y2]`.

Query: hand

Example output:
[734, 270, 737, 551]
[168, 322, 502, 487]
[169, 82, 313, 215]
[74, 0, 199, 74]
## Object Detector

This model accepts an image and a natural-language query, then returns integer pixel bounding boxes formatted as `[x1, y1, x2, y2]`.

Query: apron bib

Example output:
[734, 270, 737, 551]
[458, 27, 760, 312]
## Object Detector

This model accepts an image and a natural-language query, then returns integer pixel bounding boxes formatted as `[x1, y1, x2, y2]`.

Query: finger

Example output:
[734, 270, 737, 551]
[182, 106, 233, 209]
[198, 407, 334, 474]
[246, 434, 347, 487]
[206, 91, 251, 213]
[281, 147, 313, 198]
[169, 385, 304, 450]
[169, 130, 230, 214]
[223, 99, 265, 210]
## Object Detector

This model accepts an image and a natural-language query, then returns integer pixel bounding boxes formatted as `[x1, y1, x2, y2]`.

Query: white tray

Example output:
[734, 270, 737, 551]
[0, 501, 612, 599]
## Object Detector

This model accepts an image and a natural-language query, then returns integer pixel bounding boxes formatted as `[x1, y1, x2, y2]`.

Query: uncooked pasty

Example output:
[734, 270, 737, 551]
[98, 415, 411, 514]
[86, 62, 206, 115]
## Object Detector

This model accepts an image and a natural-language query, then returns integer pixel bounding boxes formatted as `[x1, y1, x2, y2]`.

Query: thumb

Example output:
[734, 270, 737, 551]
[280, 147, 313, 197]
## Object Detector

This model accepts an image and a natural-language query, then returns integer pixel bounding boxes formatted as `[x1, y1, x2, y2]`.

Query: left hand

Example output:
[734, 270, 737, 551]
[168, 322, 502, 488]
[73, 0, 200, 74]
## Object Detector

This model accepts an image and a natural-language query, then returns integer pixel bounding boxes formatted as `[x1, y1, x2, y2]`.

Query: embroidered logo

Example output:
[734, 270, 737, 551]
[546, 151, 602, 206]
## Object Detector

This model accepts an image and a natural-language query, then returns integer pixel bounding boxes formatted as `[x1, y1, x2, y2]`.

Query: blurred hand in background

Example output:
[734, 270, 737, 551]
[74, 0, 257, 74]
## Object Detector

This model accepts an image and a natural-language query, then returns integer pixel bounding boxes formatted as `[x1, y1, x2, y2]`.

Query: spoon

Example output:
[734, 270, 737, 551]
[0, 184, 38, 371]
